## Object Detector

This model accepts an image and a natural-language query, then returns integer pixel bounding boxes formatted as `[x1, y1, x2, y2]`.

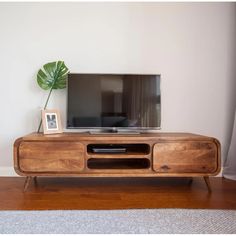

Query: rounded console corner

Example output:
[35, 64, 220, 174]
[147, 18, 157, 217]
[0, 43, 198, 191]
[211, 165, 222, 176]
[212, 138, 221, 148]
[13, 137, 26, 176]
[13, 166, 26, 176]
[212, 138, 221, 174]
[14, 137, 24, 148]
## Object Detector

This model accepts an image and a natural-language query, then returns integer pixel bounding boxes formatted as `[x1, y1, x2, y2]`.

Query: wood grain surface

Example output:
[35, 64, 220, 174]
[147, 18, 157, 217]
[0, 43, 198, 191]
[21, 132, 214, 142]
[0, 177, 235, 210]
[14, 132, 221, 180]
[153, 141, 218, 174]
[18, 141, 85, 173]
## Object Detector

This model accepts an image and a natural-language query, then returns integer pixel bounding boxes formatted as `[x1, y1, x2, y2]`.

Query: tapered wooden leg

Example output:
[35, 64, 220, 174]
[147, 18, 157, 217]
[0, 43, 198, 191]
[204, 176, 212, 192]
[33, 176, 37, 183]
[33, 176, 38, 187]
[23, 176, 32, 192]
[188, 177, 193, 185]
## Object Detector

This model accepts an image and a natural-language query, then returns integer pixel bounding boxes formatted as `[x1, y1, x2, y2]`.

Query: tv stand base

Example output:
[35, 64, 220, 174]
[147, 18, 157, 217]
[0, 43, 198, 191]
[89, 130, 140, 135]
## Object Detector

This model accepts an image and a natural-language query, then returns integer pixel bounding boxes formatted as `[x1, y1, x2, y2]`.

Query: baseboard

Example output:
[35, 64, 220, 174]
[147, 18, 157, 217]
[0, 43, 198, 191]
[0, 167, 18, 176]
[0, 167, 223, 177]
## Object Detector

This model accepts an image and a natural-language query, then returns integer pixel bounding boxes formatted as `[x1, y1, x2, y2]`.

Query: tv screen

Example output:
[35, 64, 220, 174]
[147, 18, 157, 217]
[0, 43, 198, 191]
[67, 74, 161, 130]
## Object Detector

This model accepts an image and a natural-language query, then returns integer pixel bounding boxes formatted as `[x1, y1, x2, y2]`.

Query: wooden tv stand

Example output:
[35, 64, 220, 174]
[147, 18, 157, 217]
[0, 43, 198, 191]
[14, 132, 221, 192]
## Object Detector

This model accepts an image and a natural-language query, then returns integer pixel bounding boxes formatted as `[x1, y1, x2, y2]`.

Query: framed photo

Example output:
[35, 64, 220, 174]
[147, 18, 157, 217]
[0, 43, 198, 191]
[42, 109, 63, 134]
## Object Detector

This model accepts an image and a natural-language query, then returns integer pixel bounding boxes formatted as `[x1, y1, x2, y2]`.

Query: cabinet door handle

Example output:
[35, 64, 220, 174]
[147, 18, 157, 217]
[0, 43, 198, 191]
[160, 165, 170, 171]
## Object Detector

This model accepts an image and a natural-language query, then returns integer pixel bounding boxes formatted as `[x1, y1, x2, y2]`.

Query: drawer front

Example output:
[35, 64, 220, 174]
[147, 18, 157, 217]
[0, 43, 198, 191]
[153, 141, 218, 174]
[18, 142, 85, 173]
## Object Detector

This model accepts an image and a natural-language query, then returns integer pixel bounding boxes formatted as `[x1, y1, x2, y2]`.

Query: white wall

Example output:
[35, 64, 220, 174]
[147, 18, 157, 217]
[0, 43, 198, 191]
[0, 2, 236, 174]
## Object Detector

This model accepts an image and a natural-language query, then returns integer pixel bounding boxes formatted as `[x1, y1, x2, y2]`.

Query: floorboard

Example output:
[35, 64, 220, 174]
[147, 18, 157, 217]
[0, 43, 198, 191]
[0, 177, 235, 210]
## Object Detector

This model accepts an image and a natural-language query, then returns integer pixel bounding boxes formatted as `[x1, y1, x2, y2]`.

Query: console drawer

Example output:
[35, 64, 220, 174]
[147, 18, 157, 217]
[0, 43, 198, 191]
[18, 141, 85, 173]
[153, 141, 218, 174]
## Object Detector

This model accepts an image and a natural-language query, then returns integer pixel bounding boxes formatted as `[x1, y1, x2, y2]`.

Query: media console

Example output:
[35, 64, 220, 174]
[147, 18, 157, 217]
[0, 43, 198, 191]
[14, 132, 221, 192]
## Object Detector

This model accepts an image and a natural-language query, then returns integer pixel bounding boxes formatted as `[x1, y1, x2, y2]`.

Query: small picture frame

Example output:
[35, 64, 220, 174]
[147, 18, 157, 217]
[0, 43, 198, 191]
[42, 109, 63, 134]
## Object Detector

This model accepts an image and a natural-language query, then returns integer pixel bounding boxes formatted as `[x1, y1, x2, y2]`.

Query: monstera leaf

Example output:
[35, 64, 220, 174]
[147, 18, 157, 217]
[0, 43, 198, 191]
[37, 61, 69, 90]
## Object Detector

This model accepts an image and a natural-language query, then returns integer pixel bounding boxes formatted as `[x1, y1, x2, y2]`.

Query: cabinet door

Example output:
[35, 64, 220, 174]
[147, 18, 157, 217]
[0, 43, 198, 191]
[153, 141, 218, 174]
[18, 142, 85, 173]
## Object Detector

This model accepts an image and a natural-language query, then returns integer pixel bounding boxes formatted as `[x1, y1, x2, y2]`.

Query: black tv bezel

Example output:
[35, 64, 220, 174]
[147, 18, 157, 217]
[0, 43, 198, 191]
[66, 73, 161, 131]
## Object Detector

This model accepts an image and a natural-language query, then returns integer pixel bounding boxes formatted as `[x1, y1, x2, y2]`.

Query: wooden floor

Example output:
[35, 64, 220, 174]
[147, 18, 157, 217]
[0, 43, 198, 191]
[0, 177, 235, 210]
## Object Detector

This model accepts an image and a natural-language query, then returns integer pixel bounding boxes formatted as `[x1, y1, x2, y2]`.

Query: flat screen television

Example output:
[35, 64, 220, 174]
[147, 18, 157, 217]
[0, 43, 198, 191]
[67, 73, 161, 131]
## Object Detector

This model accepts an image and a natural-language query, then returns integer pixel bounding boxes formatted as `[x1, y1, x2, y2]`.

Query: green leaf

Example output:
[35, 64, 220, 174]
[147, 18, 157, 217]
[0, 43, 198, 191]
[37, 61, 69, 90]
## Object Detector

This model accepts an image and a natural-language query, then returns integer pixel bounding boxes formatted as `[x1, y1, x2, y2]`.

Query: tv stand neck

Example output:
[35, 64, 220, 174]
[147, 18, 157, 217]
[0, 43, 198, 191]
[110, 127, 118, 133]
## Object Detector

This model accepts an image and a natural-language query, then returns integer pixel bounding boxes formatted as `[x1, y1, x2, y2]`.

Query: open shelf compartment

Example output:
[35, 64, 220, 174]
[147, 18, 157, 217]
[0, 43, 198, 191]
[87, 158, 150, 169]
[87, 143, 150, 155]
